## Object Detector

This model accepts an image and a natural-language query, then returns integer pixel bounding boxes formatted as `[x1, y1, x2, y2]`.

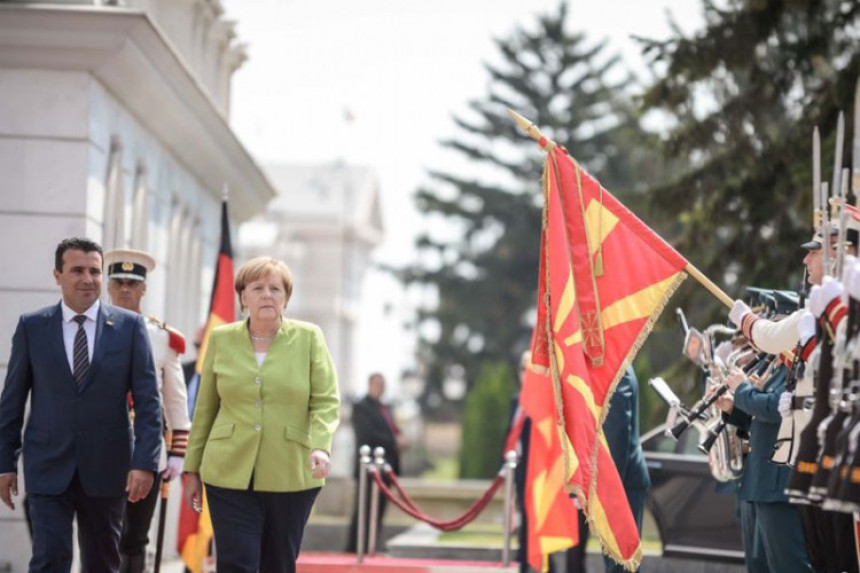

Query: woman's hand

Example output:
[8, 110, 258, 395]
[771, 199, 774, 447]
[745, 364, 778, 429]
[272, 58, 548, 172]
[184, 472, 203, 513]
[310, 449, 331, 480]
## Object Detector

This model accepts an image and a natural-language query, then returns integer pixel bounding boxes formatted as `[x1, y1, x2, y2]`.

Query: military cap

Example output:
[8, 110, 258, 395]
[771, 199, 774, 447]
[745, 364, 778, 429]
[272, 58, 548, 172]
[103, 249, 156, 281]
[801, 226, 841, 250]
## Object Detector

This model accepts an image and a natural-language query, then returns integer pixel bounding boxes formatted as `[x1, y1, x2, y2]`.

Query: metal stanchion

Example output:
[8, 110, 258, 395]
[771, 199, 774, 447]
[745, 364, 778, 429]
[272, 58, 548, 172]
[502, 450, 518, 567]
[355, 445, 372, 563]
[367, 446, 386, 556]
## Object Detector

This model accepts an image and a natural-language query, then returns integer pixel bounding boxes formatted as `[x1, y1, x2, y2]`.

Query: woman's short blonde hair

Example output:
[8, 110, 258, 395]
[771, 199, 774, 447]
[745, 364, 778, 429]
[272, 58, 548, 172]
[234, 257, 293, 311]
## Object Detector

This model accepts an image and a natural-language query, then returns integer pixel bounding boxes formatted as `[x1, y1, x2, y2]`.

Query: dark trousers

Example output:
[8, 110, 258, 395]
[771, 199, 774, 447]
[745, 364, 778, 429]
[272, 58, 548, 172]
[739, 500, 768, 573]
[830, 511, 860, 573]
[755, 501, 812, 573]
[516, 477, 529, 573]
[798, 504, 856, 573]
[206, 483, 319, 573]
[345, 475, 388, 553]
[120, 473, 162, 556]
[28, 472, 125, 573]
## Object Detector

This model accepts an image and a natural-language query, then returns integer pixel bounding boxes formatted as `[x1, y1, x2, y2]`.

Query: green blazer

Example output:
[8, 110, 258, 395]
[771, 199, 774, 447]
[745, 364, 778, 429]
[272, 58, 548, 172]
[184, 319, 340, 492]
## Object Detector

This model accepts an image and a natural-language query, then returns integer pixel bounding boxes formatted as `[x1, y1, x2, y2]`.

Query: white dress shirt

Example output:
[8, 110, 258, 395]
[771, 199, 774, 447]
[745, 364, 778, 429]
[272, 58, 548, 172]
[61, 300, 99, 372]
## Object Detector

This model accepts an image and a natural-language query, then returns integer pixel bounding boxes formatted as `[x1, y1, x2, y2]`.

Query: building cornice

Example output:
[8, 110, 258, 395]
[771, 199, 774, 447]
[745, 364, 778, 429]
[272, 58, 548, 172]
[0, 3, 275, 223]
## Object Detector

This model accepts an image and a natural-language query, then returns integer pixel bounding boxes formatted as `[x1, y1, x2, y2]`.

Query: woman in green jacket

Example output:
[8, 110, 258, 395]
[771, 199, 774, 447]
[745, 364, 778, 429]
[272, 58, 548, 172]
[183, 257, 340, 573]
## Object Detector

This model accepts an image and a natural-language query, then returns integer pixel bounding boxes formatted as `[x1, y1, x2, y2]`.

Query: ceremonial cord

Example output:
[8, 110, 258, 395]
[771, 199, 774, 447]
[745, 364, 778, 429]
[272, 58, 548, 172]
[369, 467, 505, 532]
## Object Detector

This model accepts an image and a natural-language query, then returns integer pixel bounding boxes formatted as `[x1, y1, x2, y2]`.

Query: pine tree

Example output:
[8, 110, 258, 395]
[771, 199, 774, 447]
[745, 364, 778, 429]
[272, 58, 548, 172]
[637, 0, 860, 327]
[402, 3, 668, 406]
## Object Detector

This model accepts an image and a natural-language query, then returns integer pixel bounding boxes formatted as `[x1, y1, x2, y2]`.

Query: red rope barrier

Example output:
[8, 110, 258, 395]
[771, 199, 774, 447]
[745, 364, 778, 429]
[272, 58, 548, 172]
[384, 467, 500, 527]
[369, 468, 505, 532]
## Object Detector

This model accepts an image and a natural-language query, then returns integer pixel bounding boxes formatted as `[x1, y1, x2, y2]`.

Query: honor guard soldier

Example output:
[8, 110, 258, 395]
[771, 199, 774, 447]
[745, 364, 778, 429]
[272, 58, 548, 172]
[728, 231, 859, 573]
[104, 249, 192, 573]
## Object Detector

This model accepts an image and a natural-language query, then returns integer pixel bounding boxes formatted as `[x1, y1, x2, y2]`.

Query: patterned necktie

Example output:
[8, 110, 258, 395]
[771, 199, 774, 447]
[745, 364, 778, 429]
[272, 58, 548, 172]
[72, 314, 89, 383]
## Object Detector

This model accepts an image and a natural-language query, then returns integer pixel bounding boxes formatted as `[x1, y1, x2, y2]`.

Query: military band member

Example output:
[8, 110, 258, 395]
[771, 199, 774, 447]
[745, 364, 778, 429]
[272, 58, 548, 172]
[727, 232, 859, 573]
[719, 355, 813, 572]
[104, 249, 192, 573]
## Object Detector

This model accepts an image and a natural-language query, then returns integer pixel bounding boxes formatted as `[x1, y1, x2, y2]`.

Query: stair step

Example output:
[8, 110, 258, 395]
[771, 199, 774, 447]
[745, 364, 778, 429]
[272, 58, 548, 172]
[298, 554, 516, 572]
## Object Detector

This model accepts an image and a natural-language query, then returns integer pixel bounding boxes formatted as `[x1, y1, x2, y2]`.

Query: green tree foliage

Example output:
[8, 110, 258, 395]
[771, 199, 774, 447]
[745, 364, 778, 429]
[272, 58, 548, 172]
[458, 361, 516, 479]
[402, 3, 668, 406]
[638, 0, 860, 331]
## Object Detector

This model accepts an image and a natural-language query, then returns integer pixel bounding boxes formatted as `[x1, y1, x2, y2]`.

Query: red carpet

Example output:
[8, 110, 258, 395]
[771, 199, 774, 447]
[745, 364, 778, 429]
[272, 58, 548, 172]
[297, 553, 515, 572]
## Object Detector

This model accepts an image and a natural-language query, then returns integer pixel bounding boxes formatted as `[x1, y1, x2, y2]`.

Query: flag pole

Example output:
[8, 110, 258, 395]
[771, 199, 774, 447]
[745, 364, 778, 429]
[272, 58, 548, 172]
[507, 108, 734, 309]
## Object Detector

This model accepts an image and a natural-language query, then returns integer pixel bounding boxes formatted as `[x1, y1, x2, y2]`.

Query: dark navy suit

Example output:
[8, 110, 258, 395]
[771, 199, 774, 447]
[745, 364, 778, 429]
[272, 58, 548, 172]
[727, 365, 812, 573]
[0, 302, 161, 573]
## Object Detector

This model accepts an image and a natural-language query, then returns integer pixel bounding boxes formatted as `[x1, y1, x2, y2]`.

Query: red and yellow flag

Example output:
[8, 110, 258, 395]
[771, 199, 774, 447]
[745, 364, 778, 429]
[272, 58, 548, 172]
[528, 144, 688, 571]
[520, 363, 580, 572]
[179, 198, 235, 573]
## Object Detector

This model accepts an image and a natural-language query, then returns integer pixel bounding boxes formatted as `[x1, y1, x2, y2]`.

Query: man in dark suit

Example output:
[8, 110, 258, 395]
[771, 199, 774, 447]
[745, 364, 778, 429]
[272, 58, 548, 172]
[345, 372, 407, 553]
[0, 237, 162, 573]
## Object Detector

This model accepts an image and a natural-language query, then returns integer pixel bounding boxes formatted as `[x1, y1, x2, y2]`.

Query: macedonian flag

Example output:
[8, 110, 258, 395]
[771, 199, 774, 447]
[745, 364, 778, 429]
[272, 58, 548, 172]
[527, 142, 688, 571]
[520, 359, 580, 572]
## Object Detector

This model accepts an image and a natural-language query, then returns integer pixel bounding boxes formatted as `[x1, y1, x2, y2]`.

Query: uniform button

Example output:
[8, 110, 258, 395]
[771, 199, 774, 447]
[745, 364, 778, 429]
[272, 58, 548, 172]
[255, 400, 262, 407]
[254, 424, 262, 432]
[254, 377, 262, 384]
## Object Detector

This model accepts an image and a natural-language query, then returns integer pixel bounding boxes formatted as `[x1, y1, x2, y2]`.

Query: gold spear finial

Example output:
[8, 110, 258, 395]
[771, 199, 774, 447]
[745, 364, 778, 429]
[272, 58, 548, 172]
[507, 109, 556, 151]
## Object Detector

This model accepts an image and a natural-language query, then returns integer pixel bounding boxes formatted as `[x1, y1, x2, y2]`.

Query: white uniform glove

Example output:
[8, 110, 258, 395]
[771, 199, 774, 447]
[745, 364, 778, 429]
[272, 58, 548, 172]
[809, 284, 824, 317]
[849, 260, 860, 301]
[162, 455, 184, 481]
[797, 310, 816, 345]
[819, 275, 844, 312]
[841, 255, 858, 303]
[778, 391, 793, 418]
[729, 300, 752, 327]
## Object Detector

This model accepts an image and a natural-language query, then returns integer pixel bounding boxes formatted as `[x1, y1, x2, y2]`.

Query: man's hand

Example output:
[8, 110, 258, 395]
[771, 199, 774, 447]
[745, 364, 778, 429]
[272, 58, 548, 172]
[126, 469, 154, 503]
[0, 473, 18, 510]
[716, 394, 734, 415]
[728, 300, 752, 328]
[184, 472, 203, 513]
[162, 456, 184, 482]
[310, 450, 331, 480]
[725, 368, 747, 391]
[749, 373, 765, 391]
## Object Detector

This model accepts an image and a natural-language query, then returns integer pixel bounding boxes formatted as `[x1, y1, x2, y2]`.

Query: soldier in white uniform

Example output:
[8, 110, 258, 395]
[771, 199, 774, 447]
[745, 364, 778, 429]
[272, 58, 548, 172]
[726, 230, 859, 573]
[104, 249, 192, 573]
[729, 230, 850, 355]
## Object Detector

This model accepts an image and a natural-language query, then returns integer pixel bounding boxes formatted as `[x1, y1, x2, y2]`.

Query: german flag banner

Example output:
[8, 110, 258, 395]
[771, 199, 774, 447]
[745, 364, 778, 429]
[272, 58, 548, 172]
[195, 199, 236, 375]
[179, 198, 235, 573]
[528, 145, 688, 571]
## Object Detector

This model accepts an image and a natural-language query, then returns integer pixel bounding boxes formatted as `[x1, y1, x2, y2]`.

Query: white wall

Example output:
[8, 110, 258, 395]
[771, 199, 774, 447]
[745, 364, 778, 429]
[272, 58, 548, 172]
[0, 68, 223, 572]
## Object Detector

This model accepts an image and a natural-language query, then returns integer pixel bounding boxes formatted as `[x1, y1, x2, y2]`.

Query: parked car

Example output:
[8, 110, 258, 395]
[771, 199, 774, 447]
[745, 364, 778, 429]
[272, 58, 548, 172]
[642, 422, 744, 563]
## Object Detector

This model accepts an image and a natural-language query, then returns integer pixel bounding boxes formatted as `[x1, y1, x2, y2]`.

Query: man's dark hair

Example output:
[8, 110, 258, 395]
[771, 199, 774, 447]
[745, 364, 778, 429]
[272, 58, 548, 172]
[55, 237, 103, 272]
